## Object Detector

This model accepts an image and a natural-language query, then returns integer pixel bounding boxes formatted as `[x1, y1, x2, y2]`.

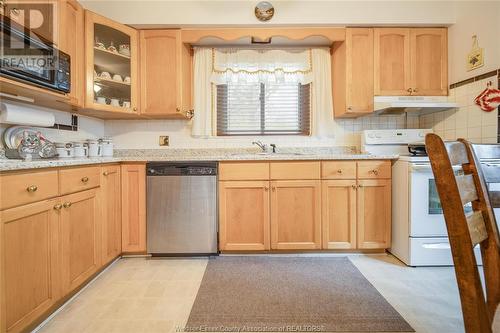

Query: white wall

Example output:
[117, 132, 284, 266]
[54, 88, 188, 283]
[448, 1, 500, 83]
[80, 0, 455, 27]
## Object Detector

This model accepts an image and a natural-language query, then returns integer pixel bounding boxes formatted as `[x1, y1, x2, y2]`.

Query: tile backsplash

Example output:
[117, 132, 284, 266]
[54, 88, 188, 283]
[419, 76, 499, 144]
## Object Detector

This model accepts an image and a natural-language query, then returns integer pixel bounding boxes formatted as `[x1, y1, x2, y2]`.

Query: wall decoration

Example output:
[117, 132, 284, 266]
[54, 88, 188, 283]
[474, 81, 500, 112]
[255, 1, 274, 22]
[467, 35, 484, 71]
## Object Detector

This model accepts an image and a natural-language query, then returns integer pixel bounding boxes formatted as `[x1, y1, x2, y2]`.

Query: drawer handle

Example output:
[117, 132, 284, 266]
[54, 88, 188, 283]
[264, 186, 269, 191]
[369, 169, 379, 175]
[26, 185, 38, 192]
[337, 169, 343, 174]
[358, 184, 363, 188]
[103, 171, 109, 176]
[351, 185, 357, 189]
[81, 176, 89, 183]
[53, 204, 62, 210]
[63, 202, 72, 208]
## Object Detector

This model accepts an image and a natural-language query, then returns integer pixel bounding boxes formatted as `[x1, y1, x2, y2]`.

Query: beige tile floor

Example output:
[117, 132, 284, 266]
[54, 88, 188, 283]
[36, 254, 464, 333]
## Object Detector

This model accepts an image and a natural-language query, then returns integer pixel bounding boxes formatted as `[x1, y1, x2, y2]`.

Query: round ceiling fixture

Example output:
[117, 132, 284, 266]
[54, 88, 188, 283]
[255, 2, 274, 22]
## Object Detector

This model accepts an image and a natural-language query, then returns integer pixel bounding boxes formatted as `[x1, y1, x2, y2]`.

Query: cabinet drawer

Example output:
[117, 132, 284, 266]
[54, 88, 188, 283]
[219, 162, 269, 180]
[270, 161, 320, 180]
[59, 166, 101, 195]
[0, 170, 59, 210]
[322, 161, 356, 179]
[357, 161, 391, 179]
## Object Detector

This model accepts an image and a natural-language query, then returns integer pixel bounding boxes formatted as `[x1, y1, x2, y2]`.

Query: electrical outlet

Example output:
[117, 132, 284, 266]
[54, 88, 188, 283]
[159, 136, 169, 146]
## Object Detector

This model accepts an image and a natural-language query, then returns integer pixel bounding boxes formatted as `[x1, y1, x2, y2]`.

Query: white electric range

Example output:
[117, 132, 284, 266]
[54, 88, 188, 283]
[361, 129, 486, 266]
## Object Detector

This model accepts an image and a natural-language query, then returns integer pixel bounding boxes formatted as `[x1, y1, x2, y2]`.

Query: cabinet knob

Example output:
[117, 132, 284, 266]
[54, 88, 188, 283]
[413, 88, 418, 93]
[264, 186, 269, 191]
[26, 185, 38, 192]
[133, 107, 137, 111]
[53, 203, 63, 210]
[351, 185, 357, 189]
[176, 107, 181, 112]
[407, 88, 413, 93]
[63, 202, 72, 208]
[272, 187, 276, 192]
[103, 171, 109, 176]
[358, 184, 363, 188]
[347, 106, 352, 111]
[369, 169, 379, 175]
[81, 176, 89, 183]
[337, 169, 343, 174]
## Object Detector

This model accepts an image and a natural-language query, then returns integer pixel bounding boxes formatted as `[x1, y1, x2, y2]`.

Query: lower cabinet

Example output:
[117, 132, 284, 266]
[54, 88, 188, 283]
[0, 200, 60, 333]
[121, 164, 146, 253]
[60, 189, 101, 294]
[219, 181, 270, 251]
[357, 179, 392, 249]
[270, 180, 322, 250]
[322, 180, 357, 249]
[101, 165, 122, 264]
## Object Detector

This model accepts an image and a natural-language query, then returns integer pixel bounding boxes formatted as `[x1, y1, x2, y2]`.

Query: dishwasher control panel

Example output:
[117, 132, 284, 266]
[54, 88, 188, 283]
[147, 162, 218, 176]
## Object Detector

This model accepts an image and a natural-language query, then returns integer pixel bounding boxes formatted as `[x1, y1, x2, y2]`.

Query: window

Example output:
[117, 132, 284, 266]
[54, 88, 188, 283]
[216, 82, 311, 136]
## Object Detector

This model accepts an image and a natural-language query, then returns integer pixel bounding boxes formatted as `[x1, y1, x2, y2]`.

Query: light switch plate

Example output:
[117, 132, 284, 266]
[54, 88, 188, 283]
[159, 136, 169, 146]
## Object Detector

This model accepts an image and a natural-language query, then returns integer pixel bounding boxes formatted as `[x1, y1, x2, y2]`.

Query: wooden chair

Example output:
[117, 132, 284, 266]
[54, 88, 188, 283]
[425, 134, 500, 333]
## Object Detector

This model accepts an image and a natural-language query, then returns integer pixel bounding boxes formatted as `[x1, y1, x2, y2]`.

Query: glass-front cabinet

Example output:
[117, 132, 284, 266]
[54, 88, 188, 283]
[84, 11, 138, 114]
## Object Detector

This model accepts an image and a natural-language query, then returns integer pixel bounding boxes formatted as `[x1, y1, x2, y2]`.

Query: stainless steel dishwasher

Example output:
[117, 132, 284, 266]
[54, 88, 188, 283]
[146, 162, 218, 255]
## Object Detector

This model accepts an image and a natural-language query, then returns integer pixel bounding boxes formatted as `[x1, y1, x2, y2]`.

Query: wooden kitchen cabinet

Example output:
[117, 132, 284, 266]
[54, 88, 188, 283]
[0, 199, 60, 333]
[270, 180, 322, 250]
[60, 189, 101, 294]
[101, 165, 122, 264]
[84, 11, 139, 117]
[357, 179, 391, 249]
[121, 163, 146, 253]
[219, 181, 270, 251]
[332, 28, 374, 118]
[139, 30, 192, 118]
[374, 28, 447, 96]
[322, 180, 357, 249]
[58, 0, 85, 107]
[410, 28, 448, 96]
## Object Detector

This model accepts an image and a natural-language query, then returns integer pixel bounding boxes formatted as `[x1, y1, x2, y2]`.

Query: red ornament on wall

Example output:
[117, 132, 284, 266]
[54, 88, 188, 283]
[474, 81, 500, 112]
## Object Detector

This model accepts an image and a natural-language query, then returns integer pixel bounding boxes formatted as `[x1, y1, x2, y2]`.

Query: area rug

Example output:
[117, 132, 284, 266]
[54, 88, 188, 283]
[185, 257, 414, 332]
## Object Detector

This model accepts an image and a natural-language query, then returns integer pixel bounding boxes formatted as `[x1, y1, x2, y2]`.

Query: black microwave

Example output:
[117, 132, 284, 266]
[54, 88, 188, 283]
[0, 16, 71, 93]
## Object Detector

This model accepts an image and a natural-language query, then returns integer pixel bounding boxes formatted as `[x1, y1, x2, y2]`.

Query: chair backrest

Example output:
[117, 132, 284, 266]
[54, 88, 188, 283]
[425, 134, 500, 333]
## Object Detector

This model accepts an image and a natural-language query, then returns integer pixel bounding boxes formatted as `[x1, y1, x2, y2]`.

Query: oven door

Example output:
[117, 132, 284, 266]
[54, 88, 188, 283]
[409, 163, 468, 237]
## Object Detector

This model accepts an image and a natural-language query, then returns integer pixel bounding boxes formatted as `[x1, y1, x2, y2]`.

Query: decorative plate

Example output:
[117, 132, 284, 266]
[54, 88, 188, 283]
[255, 1, 274, 22]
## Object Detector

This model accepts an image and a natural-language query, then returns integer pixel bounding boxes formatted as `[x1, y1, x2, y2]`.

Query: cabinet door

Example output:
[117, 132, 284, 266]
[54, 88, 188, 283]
[101, 165, 121, 264]
[322, 180, 357, 249]
[140, 30, 189, 117]
[270, 180, 321, 250]
[60, 189, 101, 294]
[219, 181, 270, 251]
[84, 11, 139, 114]
[410, 28, 448, 96]
[346, 28, 374, 114]
[374, 28, 411, 95]
[58, 0, 84, 106]
[121, 164, 146, 253]
[357, 179, 391, 249]
[4, 0, 56, 44]
[0, 199, 60, 333]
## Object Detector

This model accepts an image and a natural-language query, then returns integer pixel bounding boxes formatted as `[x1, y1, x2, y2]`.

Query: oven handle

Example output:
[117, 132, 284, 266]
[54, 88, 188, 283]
[421, 243, 451, 250]
[410, 164, 463, 172]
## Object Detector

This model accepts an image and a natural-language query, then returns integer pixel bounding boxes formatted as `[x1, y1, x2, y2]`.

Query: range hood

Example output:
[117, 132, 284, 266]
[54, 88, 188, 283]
[373, 96, 458, 115]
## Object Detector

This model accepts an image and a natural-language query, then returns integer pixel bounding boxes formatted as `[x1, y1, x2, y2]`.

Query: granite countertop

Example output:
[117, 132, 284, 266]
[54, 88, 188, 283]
[0, 148, 399, 172]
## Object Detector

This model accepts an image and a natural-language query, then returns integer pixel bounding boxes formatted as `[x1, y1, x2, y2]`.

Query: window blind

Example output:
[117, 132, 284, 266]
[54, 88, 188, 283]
[216, 83, 311, 136]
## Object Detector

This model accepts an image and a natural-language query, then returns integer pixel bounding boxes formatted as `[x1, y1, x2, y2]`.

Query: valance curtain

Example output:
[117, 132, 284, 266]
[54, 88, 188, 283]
[211, 48, 313, 84]
[191, 47, 334, 137]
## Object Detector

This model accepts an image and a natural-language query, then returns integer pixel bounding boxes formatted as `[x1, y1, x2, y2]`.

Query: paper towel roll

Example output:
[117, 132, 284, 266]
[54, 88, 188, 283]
[0, 103, 55, 127]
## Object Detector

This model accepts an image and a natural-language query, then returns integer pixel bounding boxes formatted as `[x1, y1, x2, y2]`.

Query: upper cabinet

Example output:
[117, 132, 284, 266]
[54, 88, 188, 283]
[140, 30, 192, 118]
[374, 28, 447, 96]
[410, 28, 448, 96]
[58, 0, 85, 107]
[84, 11, 139, 116]
[332, 28, 374, 118]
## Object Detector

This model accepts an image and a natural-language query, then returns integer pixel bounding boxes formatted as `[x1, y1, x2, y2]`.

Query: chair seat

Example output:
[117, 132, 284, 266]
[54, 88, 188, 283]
[494, 307, 500, 333]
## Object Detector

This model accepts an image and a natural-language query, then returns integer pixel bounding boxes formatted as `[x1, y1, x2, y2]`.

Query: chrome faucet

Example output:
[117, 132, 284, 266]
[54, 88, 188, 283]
[252, 140, 267, 152]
